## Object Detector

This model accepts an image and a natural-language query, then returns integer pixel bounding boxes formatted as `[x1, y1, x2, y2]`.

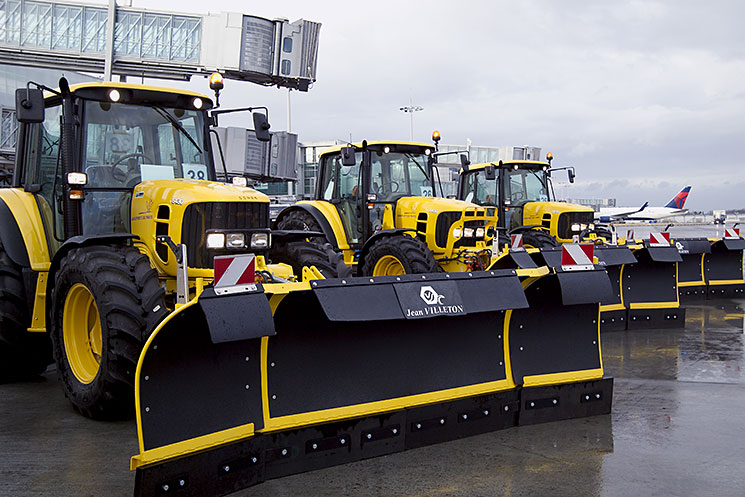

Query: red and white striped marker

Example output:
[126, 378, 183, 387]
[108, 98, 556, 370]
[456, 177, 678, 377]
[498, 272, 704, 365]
[561, 243, 594, 271]
[724, 228, 741, 239]
[214, 254, 256, 288]
[627, 229, 634, 240]
[649, 232, 671, 247]
[510, 234, 524, 251]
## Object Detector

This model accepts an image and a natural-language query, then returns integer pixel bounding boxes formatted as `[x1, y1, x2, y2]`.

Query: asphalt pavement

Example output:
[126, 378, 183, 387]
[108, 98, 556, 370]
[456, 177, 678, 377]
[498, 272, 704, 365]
[2, 298, 744, 497]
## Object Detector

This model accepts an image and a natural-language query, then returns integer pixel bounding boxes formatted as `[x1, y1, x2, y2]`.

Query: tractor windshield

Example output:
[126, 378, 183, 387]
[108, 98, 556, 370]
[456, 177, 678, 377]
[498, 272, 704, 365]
[82, 100, 210, 188]
[462, 170, 498, 206]
[81, 100, 210, 235]
[504, 167, 549, 205]
[369, 151, 433, 200]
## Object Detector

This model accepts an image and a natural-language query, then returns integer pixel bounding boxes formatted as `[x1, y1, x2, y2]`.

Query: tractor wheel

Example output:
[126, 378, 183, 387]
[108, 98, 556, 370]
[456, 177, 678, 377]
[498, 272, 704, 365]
[276, 209, 328, 245]
[50, 245, 167, 420]
[270, 241, 339, 279]
[521, 230, 560, 249]
[0, 241, 52, 381]
[361, 235, 439, 276]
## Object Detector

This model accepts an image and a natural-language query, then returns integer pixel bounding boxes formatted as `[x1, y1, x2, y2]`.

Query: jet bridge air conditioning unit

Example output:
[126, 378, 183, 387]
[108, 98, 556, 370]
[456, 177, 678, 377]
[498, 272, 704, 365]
[213, 127, 297, 182]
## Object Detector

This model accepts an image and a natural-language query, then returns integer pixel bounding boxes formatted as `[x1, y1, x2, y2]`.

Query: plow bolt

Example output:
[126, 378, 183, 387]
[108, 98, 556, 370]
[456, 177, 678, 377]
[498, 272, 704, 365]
[519, 347, 524, 351]
[416, 423, 422, 429]
[499, 362, 503, 366]
[245, 385, 250, 389]
[462, 414, 468, 420]
[585, 395, 590, 400]
[440, 419, 445, 424]
[392, 428, 398, 434]
[484, 410, 489, 416]
[504, 406, 509, 411]
[367, 434, 372, 439]
[245, 356, 250, 361]
[596, 394, 601, 399]
[530, 402, 535, 407]
[552, 399, 557, 405]
[312, 443, 318, 450]
[223, 465, 230, 472]
[396, 277, 401, 281]
[179, 480, 185, 486]
[252, 457, 257, 464]
[340, 438, 346, 445]
[272, 395, 277, 400]
[163, 484, 170, 491]
[270, 362, 275, 367]
[145, 407, 150, 412]
[144, 376, 149, 381]
[282, 449, 288, 456]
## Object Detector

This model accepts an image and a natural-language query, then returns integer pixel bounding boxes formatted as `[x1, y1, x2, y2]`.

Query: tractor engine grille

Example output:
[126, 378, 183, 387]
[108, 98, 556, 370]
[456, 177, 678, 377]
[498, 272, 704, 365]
[434, 212, 461, 248]
[181, 202, 270, 269]
[557, 211, 594, 240]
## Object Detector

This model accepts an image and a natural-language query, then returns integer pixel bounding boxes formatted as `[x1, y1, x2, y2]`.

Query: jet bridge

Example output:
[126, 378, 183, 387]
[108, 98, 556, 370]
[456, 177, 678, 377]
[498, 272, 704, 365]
[0, 0, 321, 90]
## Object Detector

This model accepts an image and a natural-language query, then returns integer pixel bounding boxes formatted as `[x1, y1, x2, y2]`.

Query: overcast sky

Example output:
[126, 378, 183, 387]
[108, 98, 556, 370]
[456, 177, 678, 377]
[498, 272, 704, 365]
[133, 0, 745, 211]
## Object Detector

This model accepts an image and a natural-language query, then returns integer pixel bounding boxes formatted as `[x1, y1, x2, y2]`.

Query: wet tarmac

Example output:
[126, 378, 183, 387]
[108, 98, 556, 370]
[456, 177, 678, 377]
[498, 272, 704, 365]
[2, 298, 745, 497]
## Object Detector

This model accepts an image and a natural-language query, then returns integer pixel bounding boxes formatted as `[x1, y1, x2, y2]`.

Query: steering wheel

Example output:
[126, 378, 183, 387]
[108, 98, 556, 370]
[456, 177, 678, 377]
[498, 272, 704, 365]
[511, 191, 524, 202]
[111, 153, 152, 182]
[389, 181, 400, 193]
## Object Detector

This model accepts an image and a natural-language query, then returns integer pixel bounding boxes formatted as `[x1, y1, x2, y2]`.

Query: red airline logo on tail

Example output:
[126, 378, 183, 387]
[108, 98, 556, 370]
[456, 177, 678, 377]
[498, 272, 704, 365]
[665, 186, 691, 210]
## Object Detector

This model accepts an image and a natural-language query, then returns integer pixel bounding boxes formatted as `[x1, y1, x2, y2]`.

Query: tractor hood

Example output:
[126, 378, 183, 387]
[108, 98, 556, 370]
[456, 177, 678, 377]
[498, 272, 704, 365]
[130, 179, 270, 278]
[522, 200, 593, 219]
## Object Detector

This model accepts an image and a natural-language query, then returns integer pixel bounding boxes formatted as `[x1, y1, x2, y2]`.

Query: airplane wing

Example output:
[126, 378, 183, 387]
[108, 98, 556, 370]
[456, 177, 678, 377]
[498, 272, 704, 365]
[596, 202, 648, 221]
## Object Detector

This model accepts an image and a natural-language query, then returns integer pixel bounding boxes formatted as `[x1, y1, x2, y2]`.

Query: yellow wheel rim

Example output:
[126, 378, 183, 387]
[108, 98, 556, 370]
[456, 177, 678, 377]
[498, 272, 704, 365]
[373, 255, 406, 276]
[63, 283, 102, 384]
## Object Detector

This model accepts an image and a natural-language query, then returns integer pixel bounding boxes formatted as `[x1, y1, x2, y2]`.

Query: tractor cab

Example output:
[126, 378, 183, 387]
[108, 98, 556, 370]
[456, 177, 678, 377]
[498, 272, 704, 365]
[317, 142, 435, 247]
[458, 158, 594, 244]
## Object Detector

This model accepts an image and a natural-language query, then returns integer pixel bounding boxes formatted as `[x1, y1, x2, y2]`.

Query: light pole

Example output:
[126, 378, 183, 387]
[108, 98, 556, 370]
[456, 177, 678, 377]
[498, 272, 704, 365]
[399, 103, 423, 141]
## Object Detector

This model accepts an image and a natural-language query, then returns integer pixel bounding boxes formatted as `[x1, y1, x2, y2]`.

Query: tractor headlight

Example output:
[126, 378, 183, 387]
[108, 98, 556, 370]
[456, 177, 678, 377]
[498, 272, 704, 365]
[463, 227, 475, 238]
[475, 227, 485, 238]
[206, 233, 225, 249]
[580, 224, 588, 230]
[452, 227, 463, 238]
[250, 232, 270, 249]
[589, 223, 595, 230]
[571, 223, 581, 232]
[226, 233, 246, 248]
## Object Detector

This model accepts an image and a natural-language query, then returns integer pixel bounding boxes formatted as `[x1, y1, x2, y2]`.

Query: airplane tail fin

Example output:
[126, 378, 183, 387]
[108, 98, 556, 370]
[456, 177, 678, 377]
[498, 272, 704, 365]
[664, 186, 691, 209]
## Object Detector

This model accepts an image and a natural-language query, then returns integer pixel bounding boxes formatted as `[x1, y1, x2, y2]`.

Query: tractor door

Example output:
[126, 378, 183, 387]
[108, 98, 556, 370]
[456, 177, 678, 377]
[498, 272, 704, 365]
[17, 103, 64, 255]
[318, 153, 364, 246]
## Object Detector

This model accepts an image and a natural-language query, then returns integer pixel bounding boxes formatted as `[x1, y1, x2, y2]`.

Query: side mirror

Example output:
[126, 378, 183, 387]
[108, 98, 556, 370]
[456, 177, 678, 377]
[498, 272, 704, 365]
[460, 154, 470, 172]
[568, 169, 575, 183]
[341, 147, 356, 166]
[15, 88, 44, 123]
[253, 112, 271, 142]
[484, 164, 496, 181]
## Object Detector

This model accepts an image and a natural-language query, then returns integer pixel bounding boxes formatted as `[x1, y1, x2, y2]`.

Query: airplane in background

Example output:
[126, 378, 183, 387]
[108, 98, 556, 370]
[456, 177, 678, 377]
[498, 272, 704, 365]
[595, 186, 691, 222]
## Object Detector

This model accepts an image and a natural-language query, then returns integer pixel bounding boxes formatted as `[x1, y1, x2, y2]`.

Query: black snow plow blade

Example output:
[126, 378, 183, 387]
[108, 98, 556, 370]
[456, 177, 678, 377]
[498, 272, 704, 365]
[131, 267, 614, 496]
[705, 237, 745, 299]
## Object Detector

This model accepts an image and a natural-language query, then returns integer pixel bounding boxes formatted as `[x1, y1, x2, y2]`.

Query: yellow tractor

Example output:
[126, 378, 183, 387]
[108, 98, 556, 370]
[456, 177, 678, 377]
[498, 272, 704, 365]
[457, 156, 606, 248]
[0, 77, 331, 418]
[275, 139, 497, 275]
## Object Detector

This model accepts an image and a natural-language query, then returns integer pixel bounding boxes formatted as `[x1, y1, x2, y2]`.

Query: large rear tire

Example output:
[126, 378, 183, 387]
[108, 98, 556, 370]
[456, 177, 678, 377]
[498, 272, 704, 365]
[520, 230, 560, 249]
[50, 245, 166, 420]
[0, 241, 52, 381]
[361, 235, 439, 276]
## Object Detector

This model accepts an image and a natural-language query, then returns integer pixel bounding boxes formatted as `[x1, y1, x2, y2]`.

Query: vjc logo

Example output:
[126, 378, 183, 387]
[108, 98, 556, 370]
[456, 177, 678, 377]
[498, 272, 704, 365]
[419, 285, 445, 305]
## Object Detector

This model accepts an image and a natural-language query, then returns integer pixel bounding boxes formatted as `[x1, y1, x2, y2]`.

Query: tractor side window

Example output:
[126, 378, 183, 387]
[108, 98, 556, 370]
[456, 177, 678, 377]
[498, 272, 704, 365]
[320, 156, 337, 201]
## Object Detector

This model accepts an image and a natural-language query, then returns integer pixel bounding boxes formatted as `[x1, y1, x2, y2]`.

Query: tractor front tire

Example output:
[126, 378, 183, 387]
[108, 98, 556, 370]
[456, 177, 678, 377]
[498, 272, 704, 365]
[0, 241, 52, 381]
[271, 241, 339, 279]
[276, 209, 328, 246]
[521, 230, 560, 249]
[50, 245, 166, 420]
[361, 235, 439, 276]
